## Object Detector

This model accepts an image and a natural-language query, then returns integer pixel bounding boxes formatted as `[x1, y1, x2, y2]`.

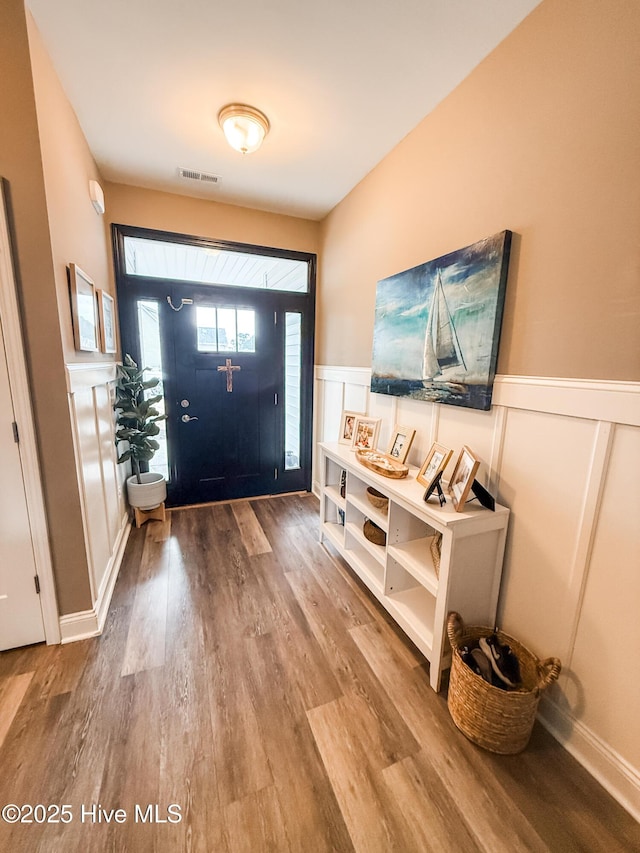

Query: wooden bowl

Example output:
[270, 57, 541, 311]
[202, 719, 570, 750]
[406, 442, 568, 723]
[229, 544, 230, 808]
[356, 449, 408, 479]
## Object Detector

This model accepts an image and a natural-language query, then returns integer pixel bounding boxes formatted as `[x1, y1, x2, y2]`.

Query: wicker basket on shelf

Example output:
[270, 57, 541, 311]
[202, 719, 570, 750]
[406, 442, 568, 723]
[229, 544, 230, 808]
[366, 486, 389, 512]
[446, 611, 561, 754]
[363, 518, 386, 546]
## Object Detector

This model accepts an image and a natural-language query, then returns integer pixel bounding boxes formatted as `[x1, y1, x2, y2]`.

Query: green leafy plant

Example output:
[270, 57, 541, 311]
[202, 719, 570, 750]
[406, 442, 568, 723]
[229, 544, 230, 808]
[114, 354, 167, 484]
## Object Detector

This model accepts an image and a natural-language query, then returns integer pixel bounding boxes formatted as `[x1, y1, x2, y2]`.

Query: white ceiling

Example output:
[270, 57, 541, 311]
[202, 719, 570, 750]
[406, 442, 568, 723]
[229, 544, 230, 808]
[26, 0, 540, 221]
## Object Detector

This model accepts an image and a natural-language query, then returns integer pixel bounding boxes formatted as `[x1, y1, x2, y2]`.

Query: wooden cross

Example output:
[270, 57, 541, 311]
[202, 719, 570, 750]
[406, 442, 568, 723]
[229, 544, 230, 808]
[217, 358, 241, 392]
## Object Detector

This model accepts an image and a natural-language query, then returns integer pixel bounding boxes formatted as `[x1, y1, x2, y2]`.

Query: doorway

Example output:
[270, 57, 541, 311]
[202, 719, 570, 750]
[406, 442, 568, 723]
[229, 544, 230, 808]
[113, 225, 316, 506]
[0, 179, 59, 650]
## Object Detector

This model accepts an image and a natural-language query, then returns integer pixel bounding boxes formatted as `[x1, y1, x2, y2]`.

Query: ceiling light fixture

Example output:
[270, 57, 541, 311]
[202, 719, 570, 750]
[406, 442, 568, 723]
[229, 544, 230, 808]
[217, 104, 270, 155]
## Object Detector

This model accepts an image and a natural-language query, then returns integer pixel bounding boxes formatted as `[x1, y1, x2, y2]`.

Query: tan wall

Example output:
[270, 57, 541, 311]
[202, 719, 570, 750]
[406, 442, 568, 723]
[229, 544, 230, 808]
[27, 15, 115, 364]
[318, 0, 640, 381]
[0, 1, 92, 615]
[104, 182, 320, 289]
[25, 11, 120, 614]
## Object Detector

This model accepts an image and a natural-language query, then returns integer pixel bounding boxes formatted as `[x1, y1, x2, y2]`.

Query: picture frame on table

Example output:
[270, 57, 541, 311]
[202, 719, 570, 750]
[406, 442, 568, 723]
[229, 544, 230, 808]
[69, 263, 99, 352]
[339, 410, 364, 445]
[448, 446, 480, 512]
[386, 424, 416, 465]
[417, 442, 453, 489]
[96, 289, 117, 353]
[351, 416, 381, 452]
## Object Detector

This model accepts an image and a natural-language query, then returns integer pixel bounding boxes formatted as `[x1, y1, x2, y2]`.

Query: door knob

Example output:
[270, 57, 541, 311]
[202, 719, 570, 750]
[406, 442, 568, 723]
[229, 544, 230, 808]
[181, 414, 199, 423]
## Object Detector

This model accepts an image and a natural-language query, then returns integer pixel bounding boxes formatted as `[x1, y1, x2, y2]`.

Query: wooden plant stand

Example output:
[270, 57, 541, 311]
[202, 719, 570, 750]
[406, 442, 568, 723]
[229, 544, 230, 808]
[133, 502, 166, 528]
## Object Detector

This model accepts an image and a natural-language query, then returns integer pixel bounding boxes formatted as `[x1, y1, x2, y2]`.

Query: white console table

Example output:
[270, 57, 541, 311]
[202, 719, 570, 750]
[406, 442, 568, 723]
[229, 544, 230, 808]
[318, 442, 510, 691]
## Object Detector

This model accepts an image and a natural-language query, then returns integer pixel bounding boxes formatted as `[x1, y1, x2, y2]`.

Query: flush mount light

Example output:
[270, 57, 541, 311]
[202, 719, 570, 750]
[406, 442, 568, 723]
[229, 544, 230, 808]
[217, 104, 270, 155]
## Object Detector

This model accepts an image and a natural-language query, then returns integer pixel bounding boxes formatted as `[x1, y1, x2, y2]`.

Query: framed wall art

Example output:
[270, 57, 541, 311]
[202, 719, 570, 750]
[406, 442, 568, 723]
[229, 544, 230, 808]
[370, 230, 512, 411]
[449, 446, 480, 512]
[350, 416, 381, 452]
[69, 263, 99, 352]
[97, 289, 117, 354]
[386, 424, 416, 464]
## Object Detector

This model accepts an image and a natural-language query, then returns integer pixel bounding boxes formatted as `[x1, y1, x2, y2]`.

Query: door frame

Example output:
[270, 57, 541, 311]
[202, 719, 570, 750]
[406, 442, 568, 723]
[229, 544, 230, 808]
[0, 180, 60, 644]
[112, 223, 317, 504]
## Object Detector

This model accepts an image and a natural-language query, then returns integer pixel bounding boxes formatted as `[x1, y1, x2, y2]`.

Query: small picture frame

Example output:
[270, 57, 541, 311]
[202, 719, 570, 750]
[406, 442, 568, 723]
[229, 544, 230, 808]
[339, 410, 364, 445]
[351, 416, 381, 451]
[69, 263, 99, 352]
[97, 289, 117, 354]
[449, 446, 481, 512]
[386, 424, 416, 465]
[417, 442, 453, 489]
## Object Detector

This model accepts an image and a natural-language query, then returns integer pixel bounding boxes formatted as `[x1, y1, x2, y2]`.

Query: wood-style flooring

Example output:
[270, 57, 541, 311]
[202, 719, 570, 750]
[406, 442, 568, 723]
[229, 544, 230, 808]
[0, 494, 638, 852]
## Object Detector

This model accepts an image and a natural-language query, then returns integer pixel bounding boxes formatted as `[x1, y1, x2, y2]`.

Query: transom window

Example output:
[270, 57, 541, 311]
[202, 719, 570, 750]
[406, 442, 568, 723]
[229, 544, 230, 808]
[124, 236, 308, 293]
[196, 306, 256, 353]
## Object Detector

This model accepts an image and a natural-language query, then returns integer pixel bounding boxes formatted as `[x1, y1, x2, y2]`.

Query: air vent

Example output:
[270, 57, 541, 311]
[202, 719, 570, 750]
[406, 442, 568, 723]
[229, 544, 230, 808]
[178, 167, 221, 185]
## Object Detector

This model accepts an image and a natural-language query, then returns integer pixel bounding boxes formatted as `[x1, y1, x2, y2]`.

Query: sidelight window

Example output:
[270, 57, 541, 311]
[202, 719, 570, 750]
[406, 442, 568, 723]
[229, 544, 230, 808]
[137, 300, 169, 480]
[284, 312, 301, 470]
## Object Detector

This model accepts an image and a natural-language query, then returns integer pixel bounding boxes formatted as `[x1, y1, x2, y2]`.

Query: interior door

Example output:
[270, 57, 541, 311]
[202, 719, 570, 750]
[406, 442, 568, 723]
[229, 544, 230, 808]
[170, 291, 278, 504]
[0, 313, 45, 650]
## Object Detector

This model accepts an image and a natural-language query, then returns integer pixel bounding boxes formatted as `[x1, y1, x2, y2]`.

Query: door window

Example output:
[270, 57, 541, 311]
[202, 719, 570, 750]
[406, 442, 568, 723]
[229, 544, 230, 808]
[124, 236, 308, 293]
[196, 306, 256, 353]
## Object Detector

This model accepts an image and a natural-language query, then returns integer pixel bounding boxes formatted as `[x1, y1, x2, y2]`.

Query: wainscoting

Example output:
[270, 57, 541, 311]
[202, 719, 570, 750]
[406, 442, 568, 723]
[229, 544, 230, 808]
[63, 363, 130, 641]
[314, 366, 640, 821]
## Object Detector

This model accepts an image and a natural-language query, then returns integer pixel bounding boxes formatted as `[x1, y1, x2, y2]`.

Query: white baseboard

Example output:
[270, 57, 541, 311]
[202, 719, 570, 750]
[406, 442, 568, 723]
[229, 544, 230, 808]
[59, 515, 131, 644]
[95, 514, 131, 633]
[59, 610, 101, 643]
[538, 695, 640, 823]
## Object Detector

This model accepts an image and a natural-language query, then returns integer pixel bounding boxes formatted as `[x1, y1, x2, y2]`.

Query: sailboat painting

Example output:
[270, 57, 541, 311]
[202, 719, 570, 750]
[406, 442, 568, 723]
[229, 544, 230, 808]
[370, 231, 512, 411]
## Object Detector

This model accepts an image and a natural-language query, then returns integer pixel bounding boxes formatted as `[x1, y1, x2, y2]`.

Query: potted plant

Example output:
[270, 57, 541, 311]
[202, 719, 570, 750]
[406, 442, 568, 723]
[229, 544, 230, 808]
[114, 354, 167, 510]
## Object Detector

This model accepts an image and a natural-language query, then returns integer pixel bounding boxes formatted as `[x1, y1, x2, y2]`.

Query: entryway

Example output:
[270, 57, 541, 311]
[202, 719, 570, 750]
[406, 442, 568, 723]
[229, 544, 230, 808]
[113, 226, 316, 506]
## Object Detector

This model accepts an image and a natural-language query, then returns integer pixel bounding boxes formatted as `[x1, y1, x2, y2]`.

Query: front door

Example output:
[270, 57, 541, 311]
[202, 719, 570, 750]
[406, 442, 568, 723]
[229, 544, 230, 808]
[171, 291, 279, 504]
[114, 225, 315, 507]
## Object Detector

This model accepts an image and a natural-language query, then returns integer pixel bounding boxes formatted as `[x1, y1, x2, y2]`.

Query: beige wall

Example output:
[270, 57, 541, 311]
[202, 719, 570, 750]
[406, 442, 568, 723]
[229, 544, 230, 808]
[27, 15, 115, 364]
[0, 0, 92, 615]
[25, 10, 126, 615]
[104, 182, 320, 288]
[318, 0, 640, 382]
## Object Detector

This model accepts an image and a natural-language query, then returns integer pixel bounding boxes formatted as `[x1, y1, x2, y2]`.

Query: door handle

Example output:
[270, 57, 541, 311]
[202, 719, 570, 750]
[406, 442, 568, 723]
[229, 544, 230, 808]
[181, 414, 199, 423]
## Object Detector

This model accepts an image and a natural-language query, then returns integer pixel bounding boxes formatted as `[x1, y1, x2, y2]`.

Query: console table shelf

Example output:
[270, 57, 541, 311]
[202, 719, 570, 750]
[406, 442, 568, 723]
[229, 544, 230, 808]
[319, 441, 509, 691]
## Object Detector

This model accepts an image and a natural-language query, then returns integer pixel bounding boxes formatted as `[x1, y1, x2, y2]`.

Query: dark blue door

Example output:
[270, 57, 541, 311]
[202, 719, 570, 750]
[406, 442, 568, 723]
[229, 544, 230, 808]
[171, 290, 279, 504]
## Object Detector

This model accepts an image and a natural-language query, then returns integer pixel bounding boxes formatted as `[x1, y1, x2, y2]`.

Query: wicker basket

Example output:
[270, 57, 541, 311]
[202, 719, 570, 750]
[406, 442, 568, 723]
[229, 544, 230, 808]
[363, 518, 386, 546]
[366, 486, 389, 512]
[446, 612, 561, 754]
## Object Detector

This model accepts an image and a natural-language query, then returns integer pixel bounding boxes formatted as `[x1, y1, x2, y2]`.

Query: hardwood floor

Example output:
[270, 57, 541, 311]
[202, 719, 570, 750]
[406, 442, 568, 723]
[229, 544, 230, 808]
[0, 493, 638, 852]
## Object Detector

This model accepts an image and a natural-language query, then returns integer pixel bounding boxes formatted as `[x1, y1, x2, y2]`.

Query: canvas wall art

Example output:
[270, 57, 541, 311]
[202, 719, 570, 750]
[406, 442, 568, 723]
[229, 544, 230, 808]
[370, 231, 512, 410]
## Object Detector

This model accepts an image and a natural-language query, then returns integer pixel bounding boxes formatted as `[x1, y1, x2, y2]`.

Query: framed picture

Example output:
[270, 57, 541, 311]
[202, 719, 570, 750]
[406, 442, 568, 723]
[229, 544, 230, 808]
[370, 230, 512, 411]
[97, 289, 117, 353]
[351, 416, 381, 451]
[69, 263, 99, 352]
[386, 424, 416, 464]
[448, 446, 480, 512]
[339, 410, 364, 445]
[417, 442, 453, 489]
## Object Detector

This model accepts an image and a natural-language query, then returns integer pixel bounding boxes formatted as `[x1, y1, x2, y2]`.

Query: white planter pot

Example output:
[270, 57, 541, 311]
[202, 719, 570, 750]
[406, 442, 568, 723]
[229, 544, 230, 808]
[126, 472, 167, 510]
